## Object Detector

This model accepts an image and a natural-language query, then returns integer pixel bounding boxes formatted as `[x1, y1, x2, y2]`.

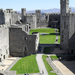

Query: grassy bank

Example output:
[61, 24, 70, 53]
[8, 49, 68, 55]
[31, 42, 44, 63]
[50, 55, 59, 60]
[10, 55, 39, 74]
[42, 55, 57, 75]
[30, 28, 56, 44]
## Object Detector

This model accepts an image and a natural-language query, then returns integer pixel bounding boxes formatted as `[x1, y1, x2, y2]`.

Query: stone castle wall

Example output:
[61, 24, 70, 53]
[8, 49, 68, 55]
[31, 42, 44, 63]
[0, 9, 21, 25]
[9, 26, 39, 57]
[48, 14, 60, 28]
[0, 26, 9, 64]
[26, 15, 37, 29]
[60, 14, 70, 53]
[69, 14, 75, 53]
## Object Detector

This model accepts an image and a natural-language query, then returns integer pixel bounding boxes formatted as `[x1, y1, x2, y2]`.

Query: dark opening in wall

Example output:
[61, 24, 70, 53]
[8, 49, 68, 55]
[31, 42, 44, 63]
[10, 29, 12, 32]
[71, 49, 74, 54]
[37, 19, 39, 22]
[3, 55, 5, 59]
[25, 37, 27, 40]
[24, 47, 27, 56]
[0, 58, 1, 62]
[29, 23, 31, 25]
[29, 26, 31, 29]
[1, 54, 2, 56]
[25, 47, 26, 51]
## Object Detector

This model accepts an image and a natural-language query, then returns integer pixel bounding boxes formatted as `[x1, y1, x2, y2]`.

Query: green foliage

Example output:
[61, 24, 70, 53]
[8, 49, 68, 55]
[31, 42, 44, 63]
[42, 55, 57, 75]
[50, 55, 59, 60]
[30, 28, 56, 44]
[43, 47, 50, 54]
[10, 55, 39, 74]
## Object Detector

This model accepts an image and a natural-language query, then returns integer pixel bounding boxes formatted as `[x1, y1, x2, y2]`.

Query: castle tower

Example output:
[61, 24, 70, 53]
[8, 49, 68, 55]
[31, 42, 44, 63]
[60, 0, 70, 53]
[21, 8, 26, 23]
[60, 0, 69, 14]
[35, 10, 41, 22]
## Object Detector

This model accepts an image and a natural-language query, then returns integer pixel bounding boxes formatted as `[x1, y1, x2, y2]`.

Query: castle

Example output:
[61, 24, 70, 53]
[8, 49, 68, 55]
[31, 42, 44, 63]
[0, 0, 75, 65]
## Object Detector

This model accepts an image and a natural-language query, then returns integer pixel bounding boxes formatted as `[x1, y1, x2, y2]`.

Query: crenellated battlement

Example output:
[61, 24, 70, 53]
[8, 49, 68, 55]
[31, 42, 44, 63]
[0, 9, 18, 14]
[49, 13, 60, 16]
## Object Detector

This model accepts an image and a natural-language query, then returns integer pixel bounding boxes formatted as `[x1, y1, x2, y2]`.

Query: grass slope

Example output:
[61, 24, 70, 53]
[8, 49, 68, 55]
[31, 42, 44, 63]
[10, 55, 39, 74]
[30, 28, 56, 44]
[42, 55, 57, 75]
[50, 55, 59, 60]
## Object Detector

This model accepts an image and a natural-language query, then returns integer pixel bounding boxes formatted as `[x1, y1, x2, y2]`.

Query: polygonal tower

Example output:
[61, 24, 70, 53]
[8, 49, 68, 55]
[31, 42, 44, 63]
[60, 0, 70, 53]
[60, 0, 69, 14]
[35, 10, 41, 22]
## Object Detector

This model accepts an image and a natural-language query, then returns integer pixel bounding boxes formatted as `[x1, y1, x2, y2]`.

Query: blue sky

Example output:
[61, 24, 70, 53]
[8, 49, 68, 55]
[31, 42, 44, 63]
[0, 0, 75, 11]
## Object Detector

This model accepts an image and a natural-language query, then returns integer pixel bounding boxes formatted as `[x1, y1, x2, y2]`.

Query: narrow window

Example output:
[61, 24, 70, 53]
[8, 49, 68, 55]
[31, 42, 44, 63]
[25, 47, 26, 51]
[0, 58, 1, 62]
[10, 29, 11, 32]
[25, 37, 27, 40]
[3, 55, 5, 59]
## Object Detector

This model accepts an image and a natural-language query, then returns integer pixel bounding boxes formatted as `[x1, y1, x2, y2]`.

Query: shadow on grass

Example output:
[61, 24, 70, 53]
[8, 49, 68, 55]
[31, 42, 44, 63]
[49, 33, 60, 35]
[41, 33, 57, 36]
[43, 47, 50, 54]
[49, 33, 56, 35]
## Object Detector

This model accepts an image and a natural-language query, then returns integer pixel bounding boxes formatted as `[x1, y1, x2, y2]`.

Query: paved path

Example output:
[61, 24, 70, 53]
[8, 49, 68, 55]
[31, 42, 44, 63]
[5, 57, 21, 72]
[0, 57, 18, 71]
[0, 57, 20, 75]
[36, 54, 48, 75]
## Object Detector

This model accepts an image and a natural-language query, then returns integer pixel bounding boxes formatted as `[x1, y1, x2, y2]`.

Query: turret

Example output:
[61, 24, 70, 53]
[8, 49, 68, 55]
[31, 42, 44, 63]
[60, 0, 69, 14]
[21, 8, 26, 23]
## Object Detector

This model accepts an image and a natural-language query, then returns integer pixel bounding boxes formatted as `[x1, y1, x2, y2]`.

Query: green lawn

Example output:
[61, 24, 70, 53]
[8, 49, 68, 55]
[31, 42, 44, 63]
[30, 28, 56, 44]
[10, 55, 39, 74]
[43, 47, 50, 54]
[42, 55, 57, 75]
[57, 29, 60, 43]
[58, 35, 60, 43]
[50, 55, 59, 60]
